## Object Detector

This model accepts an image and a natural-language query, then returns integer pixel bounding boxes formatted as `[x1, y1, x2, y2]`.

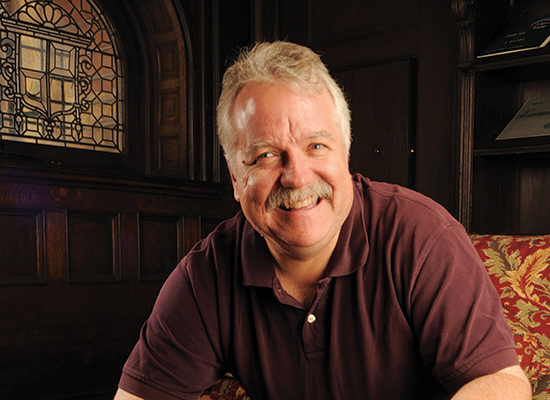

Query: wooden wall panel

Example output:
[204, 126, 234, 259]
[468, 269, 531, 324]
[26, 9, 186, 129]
[334, 59, 415, 187]
[185, 216, 201, 253]
[157, 41, 180, 79]
[0, 172, 238, 399]
[138, 214, 184, 280]
[519, 160, 550, 234]
[67, 211, 121, 283]
[146, 0, 174, 33]
[159, 137, 180, 170]
[0, 209, 45, 285]
[159, 89, 180, 125]
[138, 0, 188, 177]
[45, 211, 67, 281]
[310, 0, 420, 43]
[473, 157, 550, 235]
[0, 317, 143, 399]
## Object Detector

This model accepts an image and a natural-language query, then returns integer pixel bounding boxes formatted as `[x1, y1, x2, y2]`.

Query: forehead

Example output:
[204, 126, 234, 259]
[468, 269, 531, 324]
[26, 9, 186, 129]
[232, 82, 339, 144]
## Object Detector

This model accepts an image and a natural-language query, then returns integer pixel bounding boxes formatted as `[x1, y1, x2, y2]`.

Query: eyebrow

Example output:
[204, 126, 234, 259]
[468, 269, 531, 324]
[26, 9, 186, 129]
[244, 130, 339, 158]
[310, 130, 338, 142]
[249, 131, 336, 148]
[248, 140, 274, 151]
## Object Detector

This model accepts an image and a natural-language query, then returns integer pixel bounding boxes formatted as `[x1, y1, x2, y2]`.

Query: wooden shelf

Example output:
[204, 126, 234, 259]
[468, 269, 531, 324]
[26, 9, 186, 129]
[476, 49, 550, 81]
[454, 1, 550, 234]
[474, 136, 550, 158]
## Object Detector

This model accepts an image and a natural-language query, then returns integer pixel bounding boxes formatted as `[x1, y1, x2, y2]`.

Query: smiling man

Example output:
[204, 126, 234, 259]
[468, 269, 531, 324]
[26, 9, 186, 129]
[228, 81, 354, 307]
[114, 41, 531, 400]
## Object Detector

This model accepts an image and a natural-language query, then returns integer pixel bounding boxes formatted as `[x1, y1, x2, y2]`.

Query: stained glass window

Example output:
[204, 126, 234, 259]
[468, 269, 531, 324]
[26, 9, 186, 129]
[0, 0, 124, 153]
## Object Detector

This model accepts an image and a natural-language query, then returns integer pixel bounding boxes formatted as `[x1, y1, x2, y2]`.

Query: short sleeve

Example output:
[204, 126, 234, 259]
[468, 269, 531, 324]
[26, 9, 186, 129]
[119, 260, 223, 399]
[410, 225, 519, 394]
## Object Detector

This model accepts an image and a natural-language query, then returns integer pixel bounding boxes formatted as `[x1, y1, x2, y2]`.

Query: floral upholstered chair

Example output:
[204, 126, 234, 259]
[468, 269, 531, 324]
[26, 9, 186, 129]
[470, 234, 550, 399]
[200, 374, 250, 400]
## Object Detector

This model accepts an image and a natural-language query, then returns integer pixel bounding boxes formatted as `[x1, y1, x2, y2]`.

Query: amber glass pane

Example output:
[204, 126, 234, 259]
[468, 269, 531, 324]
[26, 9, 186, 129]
[0, 0, 124, 153]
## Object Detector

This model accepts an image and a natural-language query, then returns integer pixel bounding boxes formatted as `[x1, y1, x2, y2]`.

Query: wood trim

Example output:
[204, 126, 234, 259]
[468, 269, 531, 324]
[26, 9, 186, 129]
[452, 0, 475, 231]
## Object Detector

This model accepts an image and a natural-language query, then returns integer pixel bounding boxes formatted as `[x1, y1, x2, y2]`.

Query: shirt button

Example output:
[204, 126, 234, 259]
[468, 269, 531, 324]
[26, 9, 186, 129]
[307, 314, 316, 323]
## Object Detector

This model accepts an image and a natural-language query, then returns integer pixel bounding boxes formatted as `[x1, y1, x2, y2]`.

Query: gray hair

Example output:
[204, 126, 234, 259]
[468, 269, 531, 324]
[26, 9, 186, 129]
[216, 41, 351, 169]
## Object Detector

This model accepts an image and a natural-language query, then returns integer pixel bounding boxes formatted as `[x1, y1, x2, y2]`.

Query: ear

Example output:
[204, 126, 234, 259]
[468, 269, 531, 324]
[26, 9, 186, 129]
[228, 165, 241, 203]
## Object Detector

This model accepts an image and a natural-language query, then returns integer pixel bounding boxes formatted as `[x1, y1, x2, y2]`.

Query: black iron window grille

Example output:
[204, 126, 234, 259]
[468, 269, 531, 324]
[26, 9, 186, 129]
[0, 0, 124, 153]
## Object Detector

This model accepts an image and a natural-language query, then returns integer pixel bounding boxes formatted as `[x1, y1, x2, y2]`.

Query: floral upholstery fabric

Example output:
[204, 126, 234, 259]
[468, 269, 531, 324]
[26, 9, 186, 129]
[201, 234, 550, 399]
[470, 234, 550, 399]
[200, 374, 250, 400]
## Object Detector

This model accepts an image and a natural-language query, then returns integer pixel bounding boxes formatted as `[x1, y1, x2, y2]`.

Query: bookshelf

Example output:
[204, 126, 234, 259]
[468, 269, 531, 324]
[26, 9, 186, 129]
[454, 0, 550, 234]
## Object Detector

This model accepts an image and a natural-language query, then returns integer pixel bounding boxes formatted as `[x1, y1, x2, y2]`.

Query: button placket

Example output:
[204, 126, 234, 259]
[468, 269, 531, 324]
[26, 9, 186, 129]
[302, 277, 331, 359]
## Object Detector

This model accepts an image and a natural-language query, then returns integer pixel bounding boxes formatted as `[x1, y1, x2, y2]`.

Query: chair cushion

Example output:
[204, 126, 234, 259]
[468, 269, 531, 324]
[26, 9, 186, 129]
[470, 234, 550, 398]
[200, 374, 250, 400]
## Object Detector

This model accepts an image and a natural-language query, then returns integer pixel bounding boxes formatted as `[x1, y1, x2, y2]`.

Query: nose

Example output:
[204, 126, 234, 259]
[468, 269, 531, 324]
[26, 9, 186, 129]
[279, 150, 312, 188]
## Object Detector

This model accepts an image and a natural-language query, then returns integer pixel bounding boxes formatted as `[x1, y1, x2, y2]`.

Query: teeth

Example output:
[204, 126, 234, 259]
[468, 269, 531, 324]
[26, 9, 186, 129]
[282, 196, 318, 210]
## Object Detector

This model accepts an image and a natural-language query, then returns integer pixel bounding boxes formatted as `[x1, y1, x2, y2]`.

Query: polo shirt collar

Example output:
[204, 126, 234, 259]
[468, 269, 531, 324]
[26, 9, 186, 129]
[241, 178, 369, 287]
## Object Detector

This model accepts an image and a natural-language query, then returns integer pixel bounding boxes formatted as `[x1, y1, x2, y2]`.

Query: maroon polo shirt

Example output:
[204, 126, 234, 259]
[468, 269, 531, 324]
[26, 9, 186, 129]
[119, 174, 519, 400]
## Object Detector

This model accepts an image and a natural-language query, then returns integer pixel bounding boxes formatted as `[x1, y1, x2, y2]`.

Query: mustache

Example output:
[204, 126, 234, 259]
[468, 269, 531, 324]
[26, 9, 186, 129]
[265, 181, 333, 211]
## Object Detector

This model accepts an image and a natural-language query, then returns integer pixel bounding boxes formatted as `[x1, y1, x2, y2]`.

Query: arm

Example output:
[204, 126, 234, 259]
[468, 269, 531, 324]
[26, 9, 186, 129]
[452, 365, 532, 400]
[113, 388, 145, 400]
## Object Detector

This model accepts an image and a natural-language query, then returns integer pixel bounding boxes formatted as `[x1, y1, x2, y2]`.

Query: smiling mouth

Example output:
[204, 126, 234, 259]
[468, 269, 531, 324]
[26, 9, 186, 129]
[266, 182, 333, 212]
[279, 196, 321, 211]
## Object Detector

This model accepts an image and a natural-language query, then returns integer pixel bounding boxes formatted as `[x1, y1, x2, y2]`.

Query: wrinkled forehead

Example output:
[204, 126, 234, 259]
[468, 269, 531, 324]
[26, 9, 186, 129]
[231, 82, 340, 140]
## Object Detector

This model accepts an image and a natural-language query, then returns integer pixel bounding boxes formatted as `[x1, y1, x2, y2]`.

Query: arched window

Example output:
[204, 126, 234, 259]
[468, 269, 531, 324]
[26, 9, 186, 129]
[0, 0, 124, 153]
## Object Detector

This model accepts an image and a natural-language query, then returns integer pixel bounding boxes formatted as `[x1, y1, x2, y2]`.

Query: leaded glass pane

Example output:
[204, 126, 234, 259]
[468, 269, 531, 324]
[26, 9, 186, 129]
[0, 0, 124, 153]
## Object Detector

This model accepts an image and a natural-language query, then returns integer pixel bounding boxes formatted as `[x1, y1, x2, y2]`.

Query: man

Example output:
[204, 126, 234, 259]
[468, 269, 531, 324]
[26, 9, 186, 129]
[114, 41, 531, 399]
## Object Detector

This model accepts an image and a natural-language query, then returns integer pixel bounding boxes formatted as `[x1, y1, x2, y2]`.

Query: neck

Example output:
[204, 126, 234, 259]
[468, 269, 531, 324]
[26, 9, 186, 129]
[267, 233, 339, 308]
[274, 262, 323, 308]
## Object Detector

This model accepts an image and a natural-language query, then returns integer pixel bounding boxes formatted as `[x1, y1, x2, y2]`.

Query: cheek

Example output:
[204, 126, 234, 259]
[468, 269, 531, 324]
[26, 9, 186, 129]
[326, 156, 351, 178]
[239, 176, 274, 207]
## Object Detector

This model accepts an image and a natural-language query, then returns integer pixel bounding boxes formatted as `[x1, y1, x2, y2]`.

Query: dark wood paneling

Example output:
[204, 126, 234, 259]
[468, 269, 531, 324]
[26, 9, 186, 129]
[0, 299, 146, 399]
[472, 156, 550, 235]
[519, 160, 550, 234]
[310, 0, 420, 43]
[0, 209, 45, 285]
[159, 89, 181, 125]
[67, 211, 121, 283]
[185, 216, 201, 253]
[146, 0, 175, 33]
[0, 173, 237, 399]
[334, 59, 415, 187]
[138, 214, 184, 281]
[415, 0, 454, 209]
[138, 0, 188, 178]
[312, 23, 420, 72]
[157, 41, 180, 79]
[159, 137, 180, 170]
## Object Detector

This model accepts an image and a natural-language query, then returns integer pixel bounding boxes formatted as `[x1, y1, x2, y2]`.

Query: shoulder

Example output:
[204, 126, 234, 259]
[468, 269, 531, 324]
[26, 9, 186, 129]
[351, 174, 470, 270]
[353, 173, 460, 231]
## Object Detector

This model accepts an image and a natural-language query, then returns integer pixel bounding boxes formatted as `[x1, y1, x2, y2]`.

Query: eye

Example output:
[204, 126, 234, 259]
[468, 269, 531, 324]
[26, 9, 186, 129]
[250, 151, 275, 165]
[311, 143, 325, 150]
